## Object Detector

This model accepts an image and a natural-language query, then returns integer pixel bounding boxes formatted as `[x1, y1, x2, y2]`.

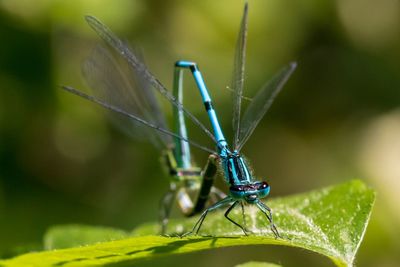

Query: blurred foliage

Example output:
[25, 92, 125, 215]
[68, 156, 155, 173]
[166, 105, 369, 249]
[0, 0, 399, 266]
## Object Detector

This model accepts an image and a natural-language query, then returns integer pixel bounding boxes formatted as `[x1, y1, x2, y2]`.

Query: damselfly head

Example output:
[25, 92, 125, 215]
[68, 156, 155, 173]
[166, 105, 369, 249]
[229, 181, 270, 203]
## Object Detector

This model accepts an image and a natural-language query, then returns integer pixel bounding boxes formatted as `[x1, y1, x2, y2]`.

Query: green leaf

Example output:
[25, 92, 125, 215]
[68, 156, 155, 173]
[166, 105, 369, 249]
[235, 262, 282, 267]
[43, 225, 130, 250]
[0, 180, 374, 267]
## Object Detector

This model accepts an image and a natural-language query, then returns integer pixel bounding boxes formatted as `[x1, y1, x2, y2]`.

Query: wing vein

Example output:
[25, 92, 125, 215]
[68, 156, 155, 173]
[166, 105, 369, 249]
[62, 86, 215, 154]
[85, 15, 217, 144]
[237, 62, 297, 151]
[231, 3, 249, 150]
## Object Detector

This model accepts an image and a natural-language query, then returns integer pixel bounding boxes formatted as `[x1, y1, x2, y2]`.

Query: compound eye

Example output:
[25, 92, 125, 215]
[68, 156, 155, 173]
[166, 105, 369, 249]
[230, 185, 243, 191]
[261, 181, 269, 189]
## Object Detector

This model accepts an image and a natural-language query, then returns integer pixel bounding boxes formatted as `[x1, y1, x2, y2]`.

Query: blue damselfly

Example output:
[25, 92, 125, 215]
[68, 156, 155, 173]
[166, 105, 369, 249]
[63, 3, 296, 237]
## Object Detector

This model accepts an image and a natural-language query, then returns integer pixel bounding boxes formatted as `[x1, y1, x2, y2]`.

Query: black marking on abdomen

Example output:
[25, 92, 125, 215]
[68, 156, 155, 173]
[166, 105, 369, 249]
[204, 101, 213, 111]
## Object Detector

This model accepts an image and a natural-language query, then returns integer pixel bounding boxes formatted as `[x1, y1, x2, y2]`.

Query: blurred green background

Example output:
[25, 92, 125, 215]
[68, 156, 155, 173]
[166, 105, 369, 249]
[1, 0, 400, 266]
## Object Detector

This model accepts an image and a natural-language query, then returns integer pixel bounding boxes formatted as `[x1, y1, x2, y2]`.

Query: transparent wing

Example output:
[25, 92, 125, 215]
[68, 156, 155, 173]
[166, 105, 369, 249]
[232, 2, 249, 150]
[62, 86, 215, 154]
[237, 62, 297, 151]
[85, 15, 217, 144]
[82, 44, 171, 148]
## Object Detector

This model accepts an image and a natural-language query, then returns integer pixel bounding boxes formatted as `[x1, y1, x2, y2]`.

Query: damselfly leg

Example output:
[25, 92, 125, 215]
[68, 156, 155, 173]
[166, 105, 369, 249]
[159, 187, 176, 234]
[182, 197, 233, 237]
[224, 201, 248, 236]
[256, 201, 281, 238]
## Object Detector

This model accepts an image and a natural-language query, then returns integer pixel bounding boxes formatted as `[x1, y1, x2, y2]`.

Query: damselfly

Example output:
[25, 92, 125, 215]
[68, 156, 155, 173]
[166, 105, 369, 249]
[63, 25, 225, 235]
[63, 3, 296, 237]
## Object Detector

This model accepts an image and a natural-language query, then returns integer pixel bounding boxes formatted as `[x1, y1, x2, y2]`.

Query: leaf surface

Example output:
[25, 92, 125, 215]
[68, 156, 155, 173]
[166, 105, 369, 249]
[0, 180, 375, 267]
[235, 262, 282, 267]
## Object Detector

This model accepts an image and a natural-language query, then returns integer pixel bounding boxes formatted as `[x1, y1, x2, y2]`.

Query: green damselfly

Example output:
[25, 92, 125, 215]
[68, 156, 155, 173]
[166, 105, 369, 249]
[63, 30, 225, 235]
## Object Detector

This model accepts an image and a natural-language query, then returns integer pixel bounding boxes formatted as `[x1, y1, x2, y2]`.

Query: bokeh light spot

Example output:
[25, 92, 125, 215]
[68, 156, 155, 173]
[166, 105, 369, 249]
[337, 0, 400, 49]
[359, 110, 400, 221]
